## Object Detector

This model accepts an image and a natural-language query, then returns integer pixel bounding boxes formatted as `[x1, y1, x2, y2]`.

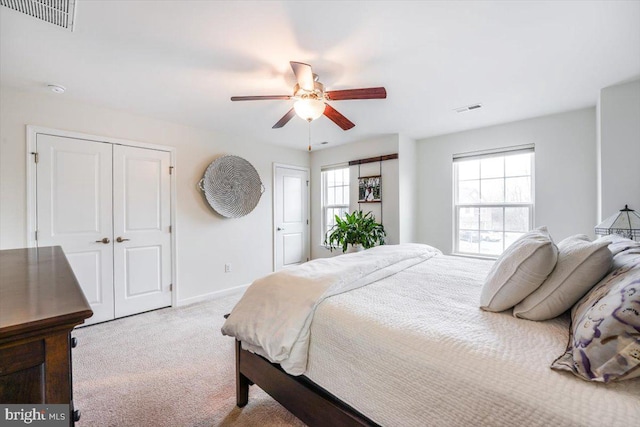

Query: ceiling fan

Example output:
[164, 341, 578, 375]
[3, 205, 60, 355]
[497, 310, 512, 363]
[230, 61, 387, 130]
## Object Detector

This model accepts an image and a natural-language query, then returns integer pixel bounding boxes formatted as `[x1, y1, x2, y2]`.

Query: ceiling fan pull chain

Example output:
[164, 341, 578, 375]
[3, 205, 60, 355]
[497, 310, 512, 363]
[308, 120, 312, 152]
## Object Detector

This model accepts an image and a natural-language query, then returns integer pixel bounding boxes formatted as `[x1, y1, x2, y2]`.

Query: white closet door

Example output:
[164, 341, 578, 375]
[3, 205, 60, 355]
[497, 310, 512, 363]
[36, 134, 114, 325]
[112, 145, 172, 318]
[274, 165, 309, 271]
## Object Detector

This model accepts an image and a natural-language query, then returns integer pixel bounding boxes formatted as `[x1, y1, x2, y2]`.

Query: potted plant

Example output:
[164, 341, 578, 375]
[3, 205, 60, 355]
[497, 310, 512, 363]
[324, 210, 386, 253]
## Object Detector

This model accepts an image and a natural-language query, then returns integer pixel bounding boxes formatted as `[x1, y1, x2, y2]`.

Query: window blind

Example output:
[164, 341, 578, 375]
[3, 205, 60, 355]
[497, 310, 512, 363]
[453, 144, 534, 162]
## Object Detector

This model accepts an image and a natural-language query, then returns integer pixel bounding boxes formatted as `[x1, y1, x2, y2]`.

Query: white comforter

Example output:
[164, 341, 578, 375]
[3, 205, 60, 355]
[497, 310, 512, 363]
[223, 244, 640, 426]
[221, 243, 440, 374]
[305, 253, 640, 427]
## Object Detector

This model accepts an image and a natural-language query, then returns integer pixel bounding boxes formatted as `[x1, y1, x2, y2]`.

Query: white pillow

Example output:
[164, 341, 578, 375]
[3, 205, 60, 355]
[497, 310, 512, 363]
[513, 235, 612, 320]
[480, 226, 558, 312]
[596, 234, 640, 256]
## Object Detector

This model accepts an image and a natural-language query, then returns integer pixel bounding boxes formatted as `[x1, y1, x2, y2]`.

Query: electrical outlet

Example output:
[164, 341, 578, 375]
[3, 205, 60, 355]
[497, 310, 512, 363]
[224, 263, 231, 273]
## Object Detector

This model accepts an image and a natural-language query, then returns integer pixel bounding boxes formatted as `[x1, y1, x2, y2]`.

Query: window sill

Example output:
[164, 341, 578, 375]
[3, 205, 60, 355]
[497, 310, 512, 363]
[450, 253, 498, 261]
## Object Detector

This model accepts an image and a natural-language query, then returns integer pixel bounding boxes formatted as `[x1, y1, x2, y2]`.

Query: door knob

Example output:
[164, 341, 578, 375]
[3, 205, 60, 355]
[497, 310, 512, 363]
[277, 227, 285, 231]
[116, 237, 130, 243]
[95, 238, 110, 244]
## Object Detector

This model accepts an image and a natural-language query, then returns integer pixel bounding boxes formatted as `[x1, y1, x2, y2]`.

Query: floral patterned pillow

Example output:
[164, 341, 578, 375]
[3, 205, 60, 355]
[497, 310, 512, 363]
[551, 255, 640, 382]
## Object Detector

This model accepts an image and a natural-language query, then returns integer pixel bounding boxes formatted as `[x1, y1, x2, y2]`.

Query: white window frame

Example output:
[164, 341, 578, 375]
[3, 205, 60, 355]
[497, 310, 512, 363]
[321, 164, 350, 244]
[452, 145, 535, 258]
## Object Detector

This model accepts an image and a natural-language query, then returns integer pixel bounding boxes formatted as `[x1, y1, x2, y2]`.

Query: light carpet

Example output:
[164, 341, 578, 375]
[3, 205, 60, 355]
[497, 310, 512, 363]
[72, 294, 306, 427]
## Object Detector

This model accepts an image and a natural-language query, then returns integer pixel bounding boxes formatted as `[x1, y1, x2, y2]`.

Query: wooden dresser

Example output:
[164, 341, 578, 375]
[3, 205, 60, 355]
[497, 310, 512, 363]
[0, 246, 93, 425]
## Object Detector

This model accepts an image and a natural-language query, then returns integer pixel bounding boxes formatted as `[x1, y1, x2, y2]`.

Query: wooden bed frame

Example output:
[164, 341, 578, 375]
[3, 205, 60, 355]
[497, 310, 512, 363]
[235, 340, 379, 426]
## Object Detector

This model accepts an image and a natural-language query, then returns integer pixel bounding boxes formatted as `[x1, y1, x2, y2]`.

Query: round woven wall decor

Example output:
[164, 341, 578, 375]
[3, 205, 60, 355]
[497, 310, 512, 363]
[198, 155, 264, 218]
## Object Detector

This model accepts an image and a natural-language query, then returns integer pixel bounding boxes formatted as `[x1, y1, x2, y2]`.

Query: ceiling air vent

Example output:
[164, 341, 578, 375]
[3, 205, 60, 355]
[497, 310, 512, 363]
[1, 0, 77, 31]
[454, 103, 483, 113]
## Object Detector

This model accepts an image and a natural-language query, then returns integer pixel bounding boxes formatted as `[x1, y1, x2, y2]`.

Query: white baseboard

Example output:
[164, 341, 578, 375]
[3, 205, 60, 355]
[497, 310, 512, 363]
[176, 283, 250, 307]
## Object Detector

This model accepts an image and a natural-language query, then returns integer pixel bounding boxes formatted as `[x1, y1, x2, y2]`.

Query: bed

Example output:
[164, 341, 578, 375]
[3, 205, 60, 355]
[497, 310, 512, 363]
[222, 243, 640, 426]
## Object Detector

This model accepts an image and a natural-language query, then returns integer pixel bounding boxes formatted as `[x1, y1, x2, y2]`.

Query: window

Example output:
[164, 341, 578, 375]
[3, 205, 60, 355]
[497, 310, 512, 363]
[321, 166, 350, 241]
[453, 147, 534, 257]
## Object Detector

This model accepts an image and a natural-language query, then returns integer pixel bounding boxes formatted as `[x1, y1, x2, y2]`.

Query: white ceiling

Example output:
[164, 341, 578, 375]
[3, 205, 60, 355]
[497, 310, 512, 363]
[1, 1, 639, 150]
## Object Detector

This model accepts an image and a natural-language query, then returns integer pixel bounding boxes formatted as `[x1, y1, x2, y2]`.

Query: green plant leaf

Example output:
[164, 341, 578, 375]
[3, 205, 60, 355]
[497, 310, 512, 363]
[324, 210, 386, 252]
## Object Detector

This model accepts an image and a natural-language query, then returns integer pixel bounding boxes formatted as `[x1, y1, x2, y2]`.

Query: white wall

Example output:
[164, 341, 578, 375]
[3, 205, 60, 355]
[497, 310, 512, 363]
[0, 86, 309, 304]
[598, 79, 640, 220]
[398, 134, 418, 243]
[417, 108, 597, 254]
[309, 135, 400, 259]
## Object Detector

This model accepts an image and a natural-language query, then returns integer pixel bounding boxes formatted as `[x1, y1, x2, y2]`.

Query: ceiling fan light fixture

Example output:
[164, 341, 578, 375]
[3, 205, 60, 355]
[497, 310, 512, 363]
[231, 61, 386, 130]
[294, 98, 325, 122]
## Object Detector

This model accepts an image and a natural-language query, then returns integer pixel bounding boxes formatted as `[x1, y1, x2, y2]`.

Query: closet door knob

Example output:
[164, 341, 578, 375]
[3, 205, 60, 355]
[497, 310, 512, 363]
[95, 238, 110, 244]
[116, 237, 130, 243]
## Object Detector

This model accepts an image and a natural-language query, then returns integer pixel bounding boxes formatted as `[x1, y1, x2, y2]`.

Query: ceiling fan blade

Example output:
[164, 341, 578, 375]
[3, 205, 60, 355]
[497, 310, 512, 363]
[272, 108, 296, 129]
[325, 87, 387, 101]
[323, 104, 355, 130]
[290, 61, 315, 92]
[231, 95, 292, 101]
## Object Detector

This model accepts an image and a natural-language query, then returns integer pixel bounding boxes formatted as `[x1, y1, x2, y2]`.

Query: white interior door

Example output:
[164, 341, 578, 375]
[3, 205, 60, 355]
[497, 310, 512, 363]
[274, 165, 309, 271]
[112, 145, 172, 317]
[35, 134, 173, 325]
[36, 134, 114, 325]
